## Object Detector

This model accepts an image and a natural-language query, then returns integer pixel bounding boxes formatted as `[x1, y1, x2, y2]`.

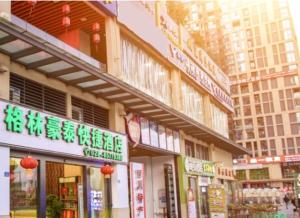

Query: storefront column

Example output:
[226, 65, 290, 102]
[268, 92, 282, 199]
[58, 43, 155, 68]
[203, 95, 212, 129]
[171, 69, 182, 111]
[0, 146, 10, 218]
[0, 53, 10, 100]
[109, 102, 130, 218]
[66, 93, 72, 119]
[105, 17, 121, 78]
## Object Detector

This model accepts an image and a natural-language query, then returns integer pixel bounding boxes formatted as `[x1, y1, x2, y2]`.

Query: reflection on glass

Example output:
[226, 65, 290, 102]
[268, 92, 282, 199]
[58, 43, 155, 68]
[90, 167, 106, 218]
[10, 157, 38, 218]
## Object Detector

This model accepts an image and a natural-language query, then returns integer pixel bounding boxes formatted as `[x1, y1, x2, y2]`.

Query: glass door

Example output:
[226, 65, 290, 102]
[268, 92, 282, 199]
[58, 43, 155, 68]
[46, 162, 85, 218]
[10, 157, 39, 218]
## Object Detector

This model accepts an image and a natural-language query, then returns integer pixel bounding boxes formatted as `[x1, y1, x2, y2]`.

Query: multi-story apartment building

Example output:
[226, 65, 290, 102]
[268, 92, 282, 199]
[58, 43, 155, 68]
[0, 1, 247, 218]
[187, 0, 300, 193]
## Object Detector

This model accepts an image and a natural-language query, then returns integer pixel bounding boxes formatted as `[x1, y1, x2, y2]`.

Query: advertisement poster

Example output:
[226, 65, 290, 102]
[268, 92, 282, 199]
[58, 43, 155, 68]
[208, 186, 226, 213]
[187, 188, 197, 218]
[130, 162, 146, 218]
[158, 125, 167, 149]
[166, 128, 174, 151]
[149, 121, 159, 147]
[140, 117, 150, 145]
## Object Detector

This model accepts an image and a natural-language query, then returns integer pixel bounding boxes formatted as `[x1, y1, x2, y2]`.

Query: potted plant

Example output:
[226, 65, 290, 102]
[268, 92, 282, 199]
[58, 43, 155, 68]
[46, 194, 63, 218]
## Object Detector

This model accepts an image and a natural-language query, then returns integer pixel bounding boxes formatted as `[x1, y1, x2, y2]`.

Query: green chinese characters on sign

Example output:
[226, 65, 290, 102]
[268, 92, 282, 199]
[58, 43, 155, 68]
[62, 120, 75, 143]
[114, 135, 123, 153]
[103, 131, 114, 151]
[91, 128, 103, 148]
[4, 104, 24, 133]
[46, 116, 61, 140]
[27, 110, 43, 136]
[77, 124, 91, 146]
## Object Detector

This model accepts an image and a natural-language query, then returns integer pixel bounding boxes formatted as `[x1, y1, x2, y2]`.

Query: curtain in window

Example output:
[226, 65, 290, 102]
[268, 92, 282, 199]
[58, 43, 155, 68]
[121, 38, 172, 106]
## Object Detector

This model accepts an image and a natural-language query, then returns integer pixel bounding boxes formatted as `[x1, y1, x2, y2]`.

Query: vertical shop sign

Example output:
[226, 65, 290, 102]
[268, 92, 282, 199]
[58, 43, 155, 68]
[208, 185, 226, 213]
[166, 128, 174, 151]
[158, 125, 167, 149]
[187, 188, 197, 218]
[130, 162, 146, 218]
[149, 121, 159, 147]
[140, 117, 150, 145]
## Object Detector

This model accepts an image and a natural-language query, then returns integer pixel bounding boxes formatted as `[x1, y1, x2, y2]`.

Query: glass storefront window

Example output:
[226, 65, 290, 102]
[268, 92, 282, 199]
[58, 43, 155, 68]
[282, 162, 300, 178]
[10, 157, 39, 218]
[90, 167, 106, 218]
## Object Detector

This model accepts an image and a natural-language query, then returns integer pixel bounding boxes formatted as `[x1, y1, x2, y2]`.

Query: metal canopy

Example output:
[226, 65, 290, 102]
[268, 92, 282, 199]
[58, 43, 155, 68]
[0, 16, 249, 155]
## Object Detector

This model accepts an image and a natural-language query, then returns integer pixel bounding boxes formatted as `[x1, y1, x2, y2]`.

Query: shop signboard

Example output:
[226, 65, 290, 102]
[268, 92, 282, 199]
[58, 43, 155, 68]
[125, 113, 141, 147]
[140, 117, 150, 145]
[208, 185, 226, 213]
[130, 162, 146, 218]
[184, 157, 215, 177]
[139, 117, 180, 154]
[158, 125, 167, 150]
[216, 166, 234, 180]
[168, 43, 234, 112]
[0, 101, 128, 163]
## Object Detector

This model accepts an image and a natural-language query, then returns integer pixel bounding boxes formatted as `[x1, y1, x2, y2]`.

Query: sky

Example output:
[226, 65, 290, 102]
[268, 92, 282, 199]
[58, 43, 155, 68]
[289, 0, 300, 54]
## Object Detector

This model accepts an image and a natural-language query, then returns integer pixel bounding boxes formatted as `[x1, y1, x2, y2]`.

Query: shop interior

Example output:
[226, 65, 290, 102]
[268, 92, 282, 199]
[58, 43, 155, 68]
[10, 157, 107, 218]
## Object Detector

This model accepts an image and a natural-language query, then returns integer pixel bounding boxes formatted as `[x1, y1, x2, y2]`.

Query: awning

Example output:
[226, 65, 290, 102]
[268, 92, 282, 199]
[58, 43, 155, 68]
[0, 15, 250, 155]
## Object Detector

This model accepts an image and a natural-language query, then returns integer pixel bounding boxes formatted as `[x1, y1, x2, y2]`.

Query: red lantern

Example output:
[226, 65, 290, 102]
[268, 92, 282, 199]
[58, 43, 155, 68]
[20, 156, 38, 170]
[93, 33, 101, 44]
[62, 16, 71, 28]
[61, 186, 68, 195]
[62, 4, 70, 14]
[101, 164, 114, 176]
[92, 22, 100, 32]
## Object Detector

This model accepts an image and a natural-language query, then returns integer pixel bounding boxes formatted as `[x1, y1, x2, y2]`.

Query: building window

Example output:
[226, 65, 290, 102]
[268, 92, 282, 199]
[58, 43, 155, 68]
[271, 78, 278, 88]
[289, 112, 300, 135]
[287, 138, 295, 155]
[261, 80, 268, 90]
[252, 82, 260, 92]
[260, 140, 268, 156]
[286, 89, 295, 110]
[279, 90, 286, 111]
[276, 114, 284, 136]
[240, 84, 249, 93]
[236, 170, 246, 180]
[185, 140, 195, 157]
[282, 138, 287, 155]
[211, 104, 229, 138]
[266, 116, 274, 137]
[10, 73, 66, 116]
[121, 38, 172, 105]
[181, 81, 204, 124]
[196, 144, 209, 161]
[253, 142, 258, 157]
[71, 97, 109, 128]
[296, 137, 300, 153]
[246, 142, 253, 157]
[250, 168, 269, 180]
[262, 92, 274, 113]
[269, 139, 277, 156]
[284, 75, 299, 87]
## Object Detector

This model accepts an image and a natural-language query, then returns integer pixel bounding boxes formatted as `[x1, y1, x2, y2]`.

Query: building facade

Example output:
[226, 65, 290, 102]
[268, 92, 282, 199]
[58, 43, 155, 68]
[187, 0, 300, 194]
[0, 1, 247, 218]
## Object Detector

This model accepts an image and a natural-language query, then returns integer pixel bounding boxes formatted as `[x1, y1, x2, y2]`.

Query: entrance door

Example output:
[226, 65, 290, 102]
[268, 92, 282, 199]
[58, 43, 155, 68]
[46, 162, 85, 218]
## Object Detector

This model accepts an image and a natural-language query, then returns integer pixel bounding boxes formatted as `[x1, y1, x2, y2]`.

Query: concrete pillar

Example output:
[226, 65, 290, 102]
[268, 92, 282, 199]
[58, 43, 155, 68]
[0, 146, 10, 218]
[0, 53, 10, 100]
[203, 95, 212, 128]
[105, 17, 121, 77]
[0, 1, 11, 21]
[109, 102, 130, 218]
[66, 93, 72, 119]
